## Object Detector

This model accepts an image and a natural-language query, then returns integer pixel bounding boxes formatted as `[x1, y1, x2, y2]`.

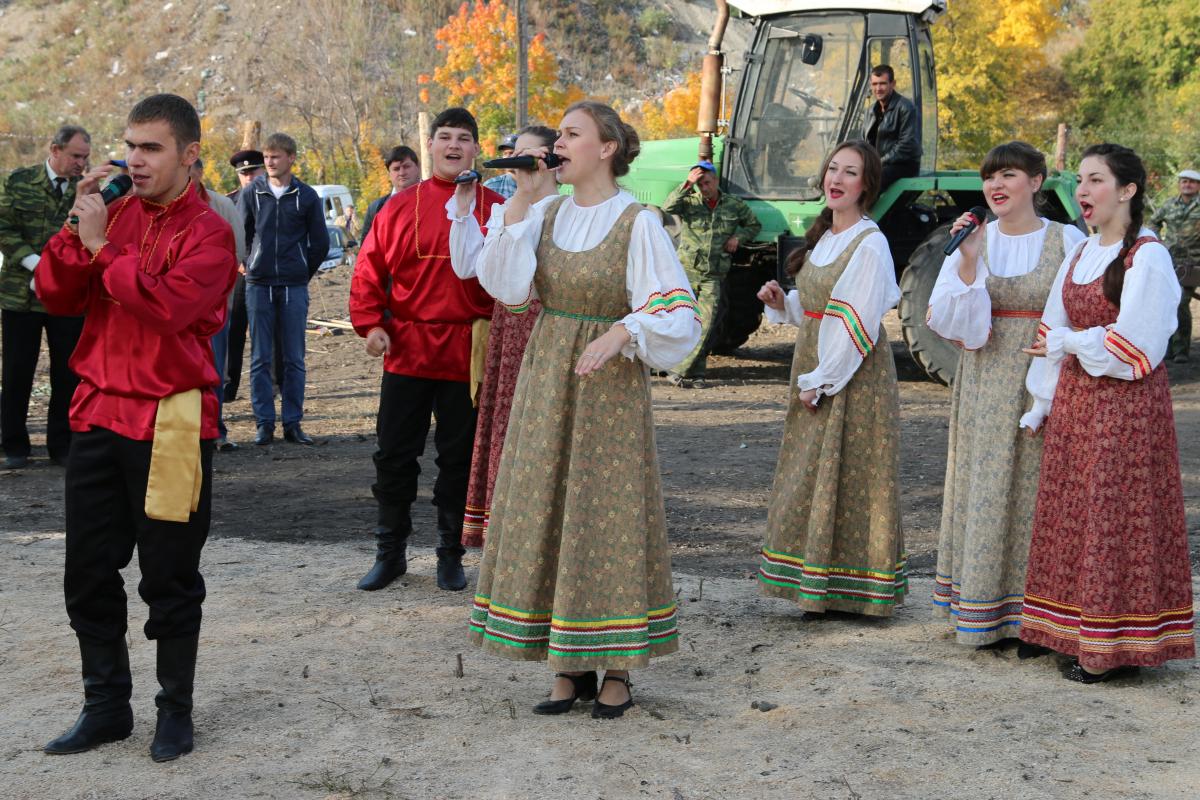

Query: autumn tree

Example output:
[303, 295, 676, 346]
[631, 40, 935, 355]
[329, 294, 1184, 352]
[934, 0, 1066, 167]
[420, 1, 584, 142]
[636, 70, 703, 141]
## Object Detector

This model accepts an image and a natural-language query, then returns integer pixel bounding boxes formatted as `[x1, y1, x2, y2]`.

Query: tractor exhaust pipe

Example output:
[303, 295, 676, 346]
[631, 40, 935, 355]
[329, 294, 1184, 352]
[697, 0, 729, 162]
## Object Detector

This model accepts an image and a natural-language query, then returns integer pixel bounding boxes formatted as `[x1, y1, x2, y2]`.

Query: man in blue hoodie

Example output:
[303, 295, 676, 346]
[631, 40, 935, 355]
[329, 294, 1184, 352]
[240, 132, 329, 445]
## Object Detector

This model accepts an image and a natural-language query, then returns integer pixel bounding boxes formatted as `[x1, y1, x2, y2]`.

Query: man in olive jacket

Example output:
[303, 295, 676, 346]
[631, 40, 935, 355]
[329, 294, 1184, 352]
[0, 125, 91, 468]
[663, 160, 761, 387]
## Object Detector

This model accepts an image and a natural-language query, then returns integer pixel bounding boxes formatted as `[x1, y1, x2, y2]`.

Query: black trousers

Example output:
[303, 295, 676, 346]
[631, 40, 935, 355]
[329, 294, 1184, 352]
[0, 309, 83, 459]
[881, 159, 920, 190]
[64, 427, 213, 644]
[373, 372, 476, 545]
[225, 274, 283, 397]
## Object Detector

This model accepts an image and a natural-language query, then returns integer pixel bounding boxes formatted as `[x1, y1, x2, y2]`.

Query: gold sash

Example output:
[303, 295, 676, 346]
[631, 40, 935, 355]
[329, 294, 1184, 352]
[470, 317, 491, 406]
[144, 388, 203, 522]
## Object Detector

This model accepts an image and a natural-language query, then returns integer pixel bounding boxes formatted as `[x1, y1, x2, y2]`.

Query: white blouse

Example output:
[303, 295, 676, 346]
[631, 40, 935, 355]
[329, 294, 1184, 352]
[450, 190, 701, 371]
[1021, 228, 1179, 430]
[763, 218, 899, 398]
[927, 220, 1087, 350]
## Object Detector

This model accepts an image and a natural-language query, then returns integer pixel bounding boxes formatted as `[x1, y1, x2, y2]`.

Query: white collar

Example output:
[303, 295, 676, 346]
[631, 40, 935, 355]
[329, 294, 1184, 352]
[45, 160, 65, 184]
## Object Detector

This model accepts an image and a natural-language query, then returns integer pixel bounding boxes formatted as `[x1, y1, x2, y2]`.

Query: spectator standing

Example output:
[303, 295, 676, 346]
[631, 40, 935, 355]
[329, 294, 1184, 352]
[482, 133, 519, 199]
[1150, 169, 1200, 363]
[360, 146, 420, 245]
[240, 133, 329, 446]
[223, 149, 270, 402]
[0, 124, 91, 469]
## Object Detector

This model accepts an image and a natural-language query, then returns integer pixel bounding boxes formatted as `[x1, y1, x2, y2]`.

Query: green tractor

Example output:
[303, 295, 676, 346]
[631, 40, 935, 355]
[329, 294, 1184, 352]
[622, 0, 1084, 384]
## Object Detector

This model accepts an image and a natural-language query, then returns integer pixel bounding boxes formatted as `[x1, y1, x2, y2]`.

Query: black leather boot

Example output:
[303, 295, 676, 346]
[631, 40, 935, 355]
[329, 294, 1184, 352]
[435, 508, 467, 591]
[150, 635, 198, 762]
[44, 637, 134, 755]
[357, 507, 410, 591]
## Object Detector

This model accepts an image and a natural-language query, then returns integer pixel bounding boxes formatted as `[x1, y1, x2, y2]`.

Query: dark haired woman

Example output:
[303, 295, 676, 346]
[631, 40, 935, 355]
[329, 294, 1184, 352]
[926, 142, 1086, 649]
[756, 140, 905, 617]
[467, 102, 700, 717]
[448, 125, 559, 547]
[1021, 143, 1194, 681]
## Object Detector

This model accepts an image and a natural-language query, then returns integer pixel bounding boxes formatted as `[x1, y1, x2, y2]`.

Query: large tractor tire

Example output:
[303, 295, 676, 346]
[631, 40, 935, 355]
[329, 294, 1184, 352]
[711, 259, 775, 354]
[898, 223, 960, 386]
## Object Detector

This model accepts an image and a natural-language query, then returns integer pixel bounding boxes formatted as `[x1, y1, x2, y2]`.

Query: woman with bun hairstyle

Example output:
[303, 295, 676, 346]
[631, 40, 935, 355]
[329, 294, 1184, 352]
[448, 124, 560, 548]
[756, 140, 906, 618]
[927, 141, 1086, 650]
[466, 101, 700, 718]
[1020, 143, 1194, 681]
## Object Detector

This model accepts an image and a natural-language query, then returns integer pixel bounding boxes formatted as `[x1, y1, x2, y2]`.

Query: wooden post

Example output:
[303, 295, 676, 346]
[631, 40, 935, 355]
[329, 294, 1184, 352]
[240, 121, 261, 151]
[1054, 123, 1069, 172]
[515, 0, 528, 129]
[418, 111, 432, 180]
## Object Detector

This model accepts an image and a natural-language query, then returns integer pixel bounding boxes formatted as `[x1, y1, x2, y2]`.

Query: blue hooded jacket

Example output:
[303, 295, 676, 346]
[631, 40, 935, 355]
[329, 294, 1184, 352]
[240, 175, 330, 286]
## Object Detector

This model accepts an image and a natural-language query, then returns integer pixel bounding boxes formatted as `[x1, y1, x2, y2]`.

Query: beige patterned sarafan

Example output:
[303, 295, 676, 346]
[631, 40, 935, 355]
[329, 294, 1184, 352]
[468, 198, 679, 670]
[758, 229, 906, 616]
[932, 223, 1067, 644]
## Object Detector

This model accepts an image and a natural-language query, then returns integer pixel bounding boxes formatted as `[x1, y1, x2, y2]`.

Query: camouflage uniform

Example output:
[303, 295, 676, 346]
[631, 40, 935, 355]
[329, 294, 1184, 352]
[0, 163, 83, 462]
[662, 183, 760, 379]
[1150, 194, 1200, 359]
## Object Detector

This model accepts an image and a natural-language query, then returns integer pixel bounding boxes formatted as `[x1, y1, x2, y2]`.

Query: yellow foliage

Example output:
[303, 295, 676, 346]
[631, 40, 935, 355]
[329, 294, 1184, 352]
[638, 70, 703, 141]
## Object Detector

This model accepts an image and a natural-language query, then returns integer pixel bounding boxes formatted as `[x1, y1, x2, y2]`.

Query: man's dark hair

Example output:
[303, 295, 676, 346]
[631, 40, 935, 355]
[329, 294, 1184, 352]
[871, 64, 895, 82]
[384, 145, 419, 167]
[128, 94, 201, 151]
[429, 107, 478, 143]
[51, 125, 90, 148]
[264, 132, 298, 156]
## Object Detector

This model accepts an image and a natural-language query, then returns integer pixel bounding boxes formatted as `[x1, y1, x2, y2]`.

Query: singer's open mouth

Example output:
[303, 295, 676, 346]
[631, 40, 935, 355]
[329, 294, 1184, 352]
[827, 188, 843, 199]
[990, 193, 1008, 205]
[1079, 201, 1093, 218]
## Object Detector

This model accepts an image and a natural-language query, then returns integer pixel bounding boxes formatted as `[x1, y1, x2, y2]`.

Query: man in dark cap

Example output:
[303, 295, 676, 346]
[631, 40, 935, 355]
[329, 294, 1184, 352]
[482, 133, 519, 199]
[223, 149, 274, 401]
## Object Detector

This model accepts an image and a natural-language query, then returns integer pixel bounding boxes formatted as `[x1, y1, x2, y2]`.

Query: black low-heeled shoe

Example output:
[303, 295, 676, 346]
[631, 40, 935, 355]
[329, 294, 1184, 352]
[532, 671, 598, 715]
[1064, 660, 1139, 684]
[591, 675, 635, 720]
[1017, 642, 1050, 660]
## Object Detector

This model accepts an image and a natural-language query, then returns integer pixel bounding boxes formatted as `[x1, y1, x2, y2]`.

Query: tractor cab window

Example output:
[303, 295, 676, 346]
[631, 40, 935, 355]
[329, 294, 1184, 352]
[727, 13, 865, 200]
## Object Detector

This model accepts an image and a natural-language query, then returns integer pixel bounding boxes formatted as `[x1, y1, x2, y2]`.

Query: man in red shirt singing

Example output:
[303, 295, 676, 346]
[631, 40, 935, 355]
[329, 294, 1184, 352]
[350, 107, 500, 593]
[36, 94, 238, 762]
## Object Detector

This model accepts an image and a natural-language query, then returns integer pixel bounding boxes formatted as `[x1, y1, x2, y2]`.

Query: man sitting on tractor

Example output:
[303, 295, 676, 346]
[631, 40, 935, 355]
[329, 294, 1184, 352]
[862, 64, 921, 189]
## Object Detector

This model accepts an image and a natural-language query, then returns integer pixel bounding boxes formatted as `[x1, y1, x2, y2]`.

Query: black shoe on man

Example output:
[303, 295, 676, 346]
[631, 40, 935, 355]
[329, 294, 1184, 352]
[283, 425, 314, 445]
[357, 523, 409, 591]
[149, 636, 198, 762]
[254, 425, 274, 446]
[3, 454, 29, 469]
[44, 638, 134, 755]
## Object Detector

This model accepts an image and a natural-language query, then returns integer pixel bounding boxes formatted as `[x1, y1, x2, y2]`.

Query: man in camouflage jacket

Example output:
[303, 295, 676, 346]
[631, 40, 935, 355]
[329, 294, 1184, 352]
[663, 160, 761, 386]
[0, 125, 91, 468]
[1151, 169, 1200, 362]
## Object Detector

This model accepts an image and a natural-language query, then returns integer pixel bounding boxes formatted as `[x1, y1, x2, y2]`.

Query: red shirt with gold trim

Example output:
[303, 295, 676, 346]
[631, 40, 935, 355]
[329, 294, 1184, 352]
[37, 181, 238, 441]
[350, 175, 499, 381]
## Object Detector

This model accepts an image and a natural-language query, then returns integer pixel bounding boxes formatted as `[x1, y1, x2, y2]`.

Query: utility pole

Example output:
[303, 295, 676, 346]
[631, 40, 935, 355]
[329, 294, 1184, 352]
[515, 0, 528, 129]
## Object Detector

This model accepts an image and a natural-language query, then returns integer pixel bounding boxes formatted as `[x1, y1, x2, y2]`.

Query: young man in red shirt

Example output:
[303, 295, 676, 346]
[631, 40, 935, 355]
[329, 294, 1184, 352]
[350, 108, 501, 593]
[36, 94, 238, 762]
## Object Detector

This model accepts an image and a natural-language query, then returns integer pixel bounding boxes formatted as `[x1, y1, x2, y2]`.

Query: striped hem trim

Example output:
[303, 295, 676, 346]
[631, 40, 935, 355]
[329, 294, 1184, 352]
[1020, 594, 1195, 651]
[758, 548, 906, 605]
[633, 288, 697, 316]
[1103, 330, 1151, 379]
[463, 505, 489, 538]
[824, 298, 873, 357]
[933, 574, 1025, 633]
[468, 596, 678, 654]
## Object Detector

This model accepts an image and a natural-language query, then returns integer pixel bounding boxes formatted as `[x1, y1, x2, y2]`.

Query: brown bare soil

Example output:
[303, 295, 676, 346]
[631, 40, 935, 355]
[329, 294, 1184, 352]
[2, 270, 1197, 799]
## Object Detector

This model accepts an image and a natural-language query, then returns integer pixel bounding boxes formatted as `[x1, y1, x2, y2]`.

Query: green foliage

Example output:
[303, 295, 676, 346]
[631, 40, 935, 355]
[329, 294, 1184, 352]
[1065, 0, 1200, 184]
[637, 7, 673, 37]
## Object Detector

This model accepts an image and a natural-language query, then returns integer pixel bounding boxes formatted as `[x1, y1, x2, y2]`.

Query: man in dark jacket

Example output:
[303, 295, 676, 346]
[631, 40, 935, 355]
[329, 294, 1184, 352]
[240, 132, 329, 446]
[360, 145, 420, 245]
[861, 64, 921, 188]
[0, 124, 91, 469]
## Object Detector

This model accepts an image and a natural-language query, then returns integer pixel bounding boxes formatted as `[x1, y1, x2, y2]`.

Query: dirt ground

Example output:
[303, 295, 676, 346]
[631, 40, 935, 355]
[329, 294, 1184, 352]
[1, 268, 1198, 800]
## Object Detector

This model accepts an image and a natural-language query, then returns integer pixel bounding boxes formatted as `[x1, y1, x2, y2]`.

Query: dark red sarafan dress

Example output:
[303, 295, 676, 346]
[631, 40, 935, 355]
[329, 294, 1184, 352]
[1019, 246, 1196, 670]
[462, 299, 541, 547]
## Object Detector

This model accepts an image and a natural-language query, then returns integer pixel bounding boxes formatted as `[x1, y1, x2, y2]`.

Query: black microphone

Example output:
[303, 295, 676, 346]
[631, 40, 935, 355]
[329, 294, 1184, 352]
[942, 206, 989, 256]
[482, 153, 562, 170]
[68, 174, 133, 225]
[454, 170, 482, 184]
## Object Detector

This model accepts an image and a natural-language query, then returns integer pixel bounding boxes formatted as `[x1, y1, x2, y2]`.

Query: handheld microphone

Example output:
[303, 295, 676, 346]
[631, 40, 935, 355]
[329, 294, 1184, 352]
[942, 206, 989, 256]
[454, 170, 482, 184]
[68, 174, 133, 225]
[482, 153, 562, 170]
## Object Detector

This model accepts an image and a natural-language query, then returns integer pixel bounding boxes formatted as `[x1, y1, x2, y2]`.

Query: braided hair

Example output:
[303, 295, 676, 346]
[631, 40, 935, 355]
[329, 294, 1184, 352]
[785, 140, 882, 276]
[1080, 143, 1146, 307]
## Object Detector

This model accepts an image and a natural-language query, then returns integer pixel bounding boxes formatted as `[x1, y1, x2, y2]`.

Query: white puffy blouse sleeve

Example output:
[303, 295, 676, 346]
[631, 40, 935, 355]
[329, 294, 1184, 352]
[620, 210, 702, 370]
[764, 289, 807, 327]
[445, 195, 493, 279]
[1057, 241, 1179, 378]
[797, 231, 899, 398]
[472, 195, 560, 309]
[926, 246, 991, 350]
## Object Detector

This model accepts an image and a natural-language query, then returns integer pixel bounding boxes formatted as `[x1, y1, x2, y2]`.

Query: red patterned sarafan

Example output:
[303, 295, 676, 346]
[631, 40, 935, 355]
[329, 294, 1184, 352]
[462, 299, 542, 547]
[1019, 243, 1195, 670]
